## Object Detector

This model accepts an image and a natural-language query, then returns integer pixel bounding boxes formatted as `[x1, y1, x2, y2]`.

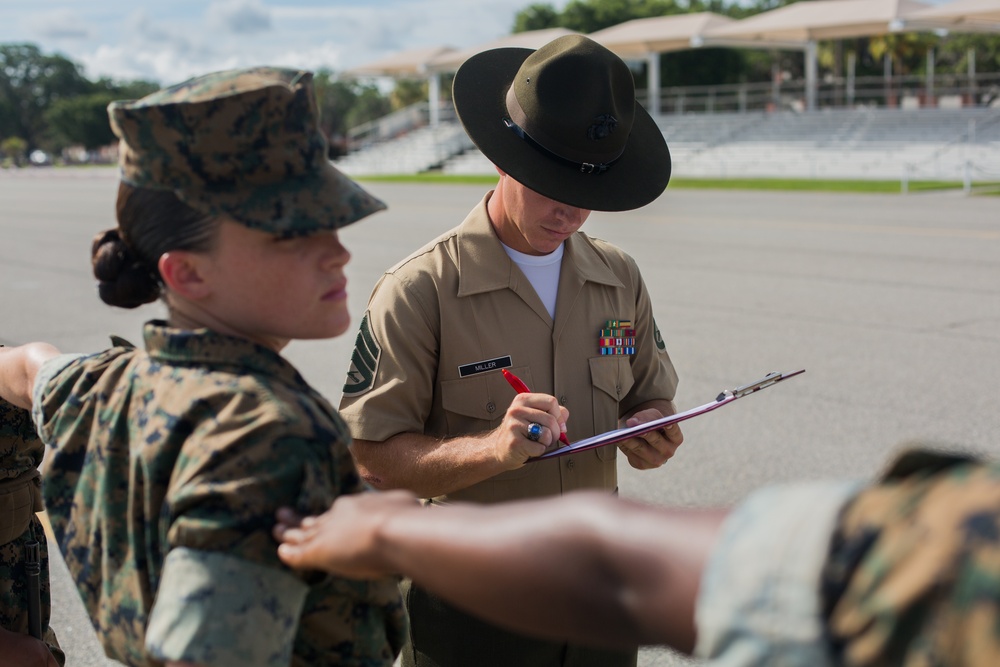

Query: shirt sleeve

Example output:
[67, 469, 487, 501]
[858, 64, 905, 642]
[30, 353, 87, 442]
[339, 272, 441, 442]
[694, 479, 862, 667]
[145, 547, 309, 666]
[166, 423, 344, 570]
[622, 259, 678, 413]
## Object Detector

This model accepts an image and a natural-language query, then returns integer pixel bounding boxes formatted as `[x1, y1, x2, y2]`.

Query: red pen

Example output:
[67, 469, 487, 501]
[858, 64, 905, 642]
[501, 368, 571, 446]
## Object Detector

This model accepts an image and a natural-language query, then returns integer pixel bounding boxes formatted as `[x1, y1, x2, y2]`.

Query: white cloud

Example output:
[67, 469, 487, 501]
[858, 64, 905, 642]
[125, 10, 174, 44]
[3, 0, 575, 86]
[270, 40, 344, 73]
[79, 41, 234, 86]
[207, 0, 273, 34]
[27, 9, 94, 41]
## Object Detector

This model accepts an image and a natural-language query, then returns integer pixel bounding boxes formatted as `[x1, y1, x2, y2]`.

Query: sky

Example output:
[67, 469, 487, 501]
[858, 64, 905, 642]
[0, 0, 574, 86]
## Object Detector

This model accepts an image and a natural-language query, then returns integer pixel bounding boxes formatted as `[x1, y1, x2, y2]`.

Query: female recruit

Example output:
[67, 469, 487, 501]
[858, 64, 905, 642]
[0, 67, 406, 667]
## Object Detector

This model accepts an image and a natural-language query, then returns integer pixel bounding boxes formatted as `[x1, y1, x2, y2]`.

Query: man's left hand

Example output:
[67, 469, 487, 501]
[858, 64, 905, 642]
[617, 407, 683, 470]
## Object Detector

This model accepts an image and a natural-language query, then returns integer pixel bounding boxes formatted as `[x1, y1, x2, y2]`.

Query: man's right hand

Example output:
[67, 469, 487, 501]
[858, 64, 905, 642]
[275, 490, 422, 578]
[492, 392, 569, 468]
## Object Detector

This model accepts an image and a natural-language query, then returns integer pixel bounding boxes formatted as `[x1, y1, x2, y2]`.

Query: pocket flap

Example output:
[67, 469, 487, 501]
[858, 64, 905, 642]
[588, 357, 635, 402]
[441, 367, 535, 420]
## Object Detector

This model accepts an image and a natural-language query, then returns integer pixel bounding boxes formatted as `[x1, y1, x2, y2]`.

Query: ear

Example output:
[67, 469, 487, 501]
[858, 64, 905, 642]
[494, 166, 506, 178]
[158, 251, 210, 300]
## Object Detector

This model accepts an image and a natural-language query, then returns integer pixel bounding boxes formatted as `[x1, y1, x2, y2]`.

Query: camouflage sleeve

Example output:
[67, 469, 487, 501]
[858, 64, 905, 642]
[694, 479, 862, 666]
[166, 424, 342, 572]
[29, 353, 87, 444]
[0, 396, 41, 479]
[145, 547, 308, 666]
[822, 453, 1000, 666]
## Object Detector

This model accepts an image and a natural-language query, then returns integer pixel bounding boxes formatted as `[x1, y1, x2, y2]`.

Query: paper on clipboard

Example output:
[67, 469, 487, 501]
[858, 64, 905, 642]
[528, 369, 805, 462]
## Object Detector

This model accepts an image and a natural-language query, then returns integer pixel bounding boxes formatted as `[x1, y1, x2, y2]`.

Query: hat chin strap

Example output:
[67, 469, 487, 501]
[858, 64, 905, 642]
[502, 117, 621, 175]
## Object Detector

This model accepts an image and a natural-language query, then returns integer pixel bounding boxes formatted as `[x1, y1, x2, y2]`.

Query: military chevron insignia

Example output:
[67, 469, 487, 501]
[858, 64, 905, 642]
[342, 313, 381, 397]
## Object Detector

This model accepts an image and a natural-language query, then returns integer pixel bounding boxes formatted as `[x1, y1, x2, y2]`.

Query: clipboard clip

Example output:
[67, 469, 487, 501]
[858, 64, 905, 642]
[717, 370, 800, 402]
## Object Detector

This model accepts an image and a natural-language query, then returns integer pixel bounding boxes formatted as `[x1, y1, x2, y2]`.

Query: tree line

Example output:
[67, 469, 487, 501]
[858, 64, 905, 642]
[0, 43, 413, 164]
[2, 0, 998, 164]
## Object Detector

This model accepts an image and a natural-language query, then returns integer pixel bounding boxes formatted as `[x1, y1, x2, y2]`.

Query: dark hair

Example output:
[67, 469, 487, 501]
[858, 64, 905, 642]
[92, 183, 219, 309]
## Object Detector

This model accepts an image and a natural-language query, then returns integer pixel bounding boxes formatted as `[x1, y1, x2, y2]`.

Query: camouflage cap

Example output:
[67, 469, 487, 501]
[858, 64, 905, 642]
[108, 67, 385, 235]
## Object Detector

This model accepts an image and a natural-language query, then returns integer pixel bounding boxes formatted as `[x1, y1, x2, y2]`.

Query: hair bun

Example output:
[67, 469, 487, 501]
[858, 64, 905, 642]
[91, 228, 161, 309]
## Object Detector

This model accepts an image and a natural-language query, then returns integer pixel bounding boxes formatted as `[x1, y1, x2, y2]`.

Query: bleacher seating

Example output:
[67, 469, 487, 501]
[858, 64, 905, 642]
[341, 108, 1000, 183]
[659, 108, 1000, 181]
[335, 123, 473, 176]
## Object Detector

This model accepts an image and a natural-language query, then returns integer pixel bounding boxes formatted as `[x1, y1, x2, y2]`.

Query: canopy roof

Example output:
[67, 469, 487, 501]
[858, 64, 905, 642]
[702, 0, 933, 47]
[589, 12, 736, 58]
[347, 45, 456, 78]
[905, 0, 1000, 30]
[425, 27, 579, 72]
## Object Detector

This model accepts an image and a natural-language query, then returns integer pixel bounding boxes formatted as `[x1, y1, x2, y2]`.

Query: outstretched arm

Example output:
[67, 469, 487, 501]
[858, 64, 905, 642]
[0, 343, 60, 410]
[350, 391, 569, 498]
[274, 490, 728, 653]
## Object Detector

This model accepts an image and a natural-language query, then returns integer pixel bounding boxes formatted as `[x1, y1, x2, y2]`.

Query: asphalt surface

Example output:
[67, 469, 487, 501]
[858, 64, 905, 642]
[2, 168, 998, 666]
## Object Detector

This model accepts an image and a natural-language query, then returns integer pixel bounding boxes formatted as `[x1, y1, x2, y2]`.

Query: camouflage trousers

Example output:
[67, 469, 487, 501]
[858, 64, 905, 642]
[823, 450, 1000, 666]
[0, 516, 64, 665]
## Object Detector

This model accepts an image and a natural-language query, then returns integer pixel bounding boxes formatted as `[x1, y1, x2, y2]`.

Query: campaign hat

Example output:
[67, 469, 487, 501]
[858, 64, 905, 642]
[452, 34, 670, 211]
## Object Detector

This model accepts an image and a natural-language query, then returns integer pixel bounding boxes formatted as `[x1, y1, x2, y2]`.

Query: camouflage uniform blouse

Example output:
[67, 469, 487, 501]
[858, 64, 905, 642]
[31, 321, 406, 667]
[822, 450, 1000, 666]
[0, 396, 63, 663]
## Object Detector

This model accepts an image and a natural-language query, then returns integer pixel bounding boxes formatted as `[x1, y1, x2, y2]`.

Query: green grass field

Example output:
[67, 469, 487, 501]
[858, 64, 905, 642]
[357, 173, 1000, 195]
[34, 164, 999, 195]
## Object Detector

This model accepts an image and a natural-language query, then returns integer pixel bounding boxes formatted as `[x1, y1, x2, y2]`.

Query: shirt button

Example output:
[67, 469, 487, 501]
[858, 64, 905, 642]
[559, 395, 567, 405]
[566, 459, 575, 469]
[615, 384, 621, 395]
[486, 402, 496, 413]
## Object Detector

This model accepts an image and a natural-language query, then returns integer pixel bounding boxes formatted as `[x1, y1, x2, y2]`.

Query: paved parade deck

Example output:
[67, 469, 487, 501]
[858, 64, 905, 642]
[3, 168, 998, 666]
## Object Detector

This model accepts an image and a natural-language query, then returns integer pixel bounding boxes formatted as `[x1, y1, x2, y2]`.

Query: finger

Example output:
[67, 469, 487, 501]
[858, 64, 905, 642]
[277, 542, 305, 568]
[659, 423, 683, 446]
[621, 438, 670, 467]
[277, 526, 307, 546]
[276, 507, 303, 527]
[522, 414, 564, 446]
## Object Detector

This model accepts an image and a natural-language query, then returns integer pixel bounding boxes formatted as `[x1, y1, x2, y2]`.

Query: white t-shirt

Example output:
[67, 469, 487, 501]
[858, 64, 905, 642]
[502, 242, 564, 320]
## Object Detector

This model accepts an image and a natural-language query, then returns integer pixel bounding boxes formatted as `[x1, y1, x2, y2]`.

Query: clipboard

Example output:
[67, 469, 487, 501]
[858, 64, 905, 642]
[528, 369, 805, 461]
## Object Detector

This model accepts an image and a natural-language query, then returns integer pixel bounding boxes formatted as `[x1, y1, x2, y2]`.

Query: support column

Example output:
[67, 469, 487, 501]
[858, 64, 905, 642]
[646, 51, 661, 116]
[428, 73, 441, 127]
[805, 40, 817, 111]
[926, 48, 935, 107]
[967, 48, 976, 106]
[884, 52, 894, 107]
[847, 51, 856, 108]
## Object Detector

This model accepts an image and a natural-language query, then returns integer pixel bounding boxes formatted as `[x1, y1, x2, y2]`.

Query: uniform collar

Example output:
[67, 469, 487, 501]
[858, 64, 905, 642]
[142, 320, 309, 389]
[456, 191, 623, 297]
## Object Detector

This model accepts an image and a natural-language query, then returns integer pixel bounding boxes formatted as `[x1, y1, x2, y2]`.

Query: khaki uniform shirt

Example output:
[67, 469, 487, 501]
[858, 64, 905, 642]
[340, 193, 678, 504]
[33, 322, 406, 667]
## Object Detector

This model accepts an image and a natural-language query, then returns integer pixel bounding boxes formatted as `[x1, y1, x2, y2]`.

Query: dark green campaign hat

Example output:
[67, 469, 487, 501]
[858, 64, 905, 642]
[452, 34, 671, 212]
[108, 67, 385, 234]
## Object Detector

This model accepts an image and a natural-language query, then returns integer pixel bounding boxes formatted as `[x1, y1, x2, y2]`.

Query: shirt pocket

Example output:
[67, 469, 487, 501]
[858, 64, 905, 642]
[440, 367, 536, 481]
[588, 357, 636, 462]
[441, 367, 535, 434]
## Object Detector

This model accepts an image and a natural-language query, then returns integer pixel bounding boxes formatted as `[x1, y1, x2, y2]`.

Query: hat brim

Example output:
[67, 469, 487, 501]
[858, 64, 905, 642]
[177, 161, 386, 235]
[453, 47, 671, 212]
